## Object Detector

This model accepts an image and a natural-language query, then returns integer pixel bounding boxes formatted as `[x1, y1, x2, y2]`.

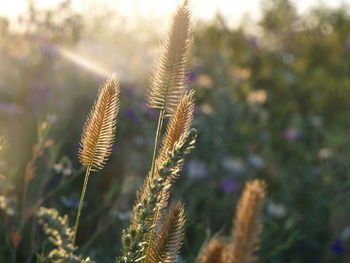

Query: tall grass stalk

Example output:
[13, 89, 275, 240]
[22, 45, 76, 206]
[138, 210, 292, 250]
[73, 166, 92, 244]
[144, 1, 191, 259]
[73, 76, 119, 245]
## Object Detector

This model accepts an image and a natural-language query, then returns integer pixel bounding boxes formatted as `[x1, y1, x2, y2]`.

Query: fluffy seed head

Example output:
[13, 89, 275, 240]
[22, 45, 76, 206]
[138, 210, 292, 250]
[158, 90, 195, 165]
[224, 179, 267, 263]
[146, 0, 192, 116]
[154, 91, 195, 212]
[148, 202, 186, 263]
[196, 238, 225, 263]
[79, 75, 120, 171]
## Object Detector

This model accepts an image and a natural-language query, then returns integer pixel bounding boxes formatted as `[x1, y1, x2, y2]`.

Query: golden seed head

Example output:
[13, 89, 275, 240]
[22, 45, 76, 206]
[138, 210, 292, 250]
[148, 202, 186, 263]
[158, 90, 195, 165]
[224, 179, 267, 263]
[146, 0, 192, 116]
[196, 237, 225, 263]
[79, 75, 120, 171]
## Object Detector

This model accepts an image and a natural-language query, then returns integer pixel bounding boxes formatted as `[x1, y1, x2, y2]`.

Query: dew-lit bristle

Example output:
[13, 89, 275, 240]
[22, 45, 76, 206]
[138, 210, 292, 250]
[146, 0, 192, 116]
[79, 75, 120, 171]
[224, 180, 267, 263]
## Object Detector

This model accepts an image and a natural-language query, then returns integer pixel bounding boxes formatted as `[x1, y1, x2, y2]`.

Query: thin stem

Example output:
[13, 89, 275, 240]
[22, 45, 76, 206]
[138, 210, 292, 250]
[21, 160, 34, 213]
[73, 166, 92, 246]
[150, 110, 165, 178]
[144, 109, 165, 261]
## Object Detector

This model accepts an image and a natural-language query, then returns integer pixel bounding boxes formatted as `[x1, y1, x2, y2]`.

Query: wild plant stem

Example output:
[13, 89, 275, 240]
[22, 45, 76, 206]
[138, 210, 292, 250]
[21, 160, 34, 213]
[73, 166, 92, 246]
[150, 110, 165, 178]
[144, 109, 165, 261]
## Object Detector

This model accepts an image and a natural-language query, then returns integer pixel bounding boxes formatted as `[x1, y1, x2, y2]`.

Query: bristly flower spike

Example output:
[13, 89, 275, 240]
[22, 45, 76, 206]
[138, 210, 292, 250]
[79, 75, 120, 171]
[196, 237, 225, 263]
[146, 0, 192, 116]
[158, 90, 195, 166]
[148, 202, 186, 263]
[74, 75, 120, 245]
[224, 180, 267, 263]
[145, 1, 193, 252]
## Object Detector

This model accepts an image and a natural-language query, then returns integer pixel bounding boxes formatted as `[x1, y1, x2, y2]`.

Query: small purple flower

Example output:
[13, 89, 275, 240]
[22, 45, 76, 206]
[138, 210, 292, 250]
[126, 108, 141, 125]
[112, 144, 118, 153]
[193, 105, 200, 115]
[36, 35, 58, 54]
[28, 81, 49, 115]
[0, 102, 23, 115]
[283, 128, 300, 141]
[220, 178, 239, 193]
[331, 238, 345, 255]
[186, 71, 197, 86]
[125, 88, 135, 99]
[241, 33, 258, 49]
[40, 44, 58, 55]
[72, 142, 80, 154]
[141, 102, 158, 119]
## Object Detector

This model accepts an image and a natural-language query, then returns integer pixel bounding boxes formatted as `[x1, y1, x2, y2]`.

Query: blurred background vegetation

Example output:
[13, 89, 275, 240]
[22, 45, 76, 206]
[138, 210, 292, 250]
[1, 0, 350, 262]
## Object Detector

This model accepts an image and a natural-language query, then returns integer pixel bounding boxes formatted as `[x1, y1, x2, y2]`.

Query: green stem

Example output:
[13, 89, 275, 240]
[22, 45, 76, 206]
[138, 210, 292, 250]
[144, 109, 165, 261]
[150, 110, 165, 178]
[73, 166, 92, 246]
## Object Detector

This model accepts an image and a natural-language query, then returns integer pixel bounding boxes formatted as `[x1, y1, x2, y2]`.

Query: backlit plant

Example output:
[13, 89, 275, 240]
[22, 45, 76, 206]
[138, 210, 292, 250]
[31, 1, 267, 263]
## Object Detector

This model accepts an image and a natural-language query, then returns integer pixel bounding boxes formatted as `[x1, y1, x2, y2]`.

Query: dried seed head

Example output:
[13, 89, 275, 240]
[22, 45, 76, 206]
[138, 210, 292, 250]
[158, 90, 195, 165]
[155, 91, 195, 212]
[79, 75, 120, 171]
[196, 237, 225, 263]
[146, 0, 192, 116]
[148, 202, 186, 263]
[224, 180, 267, 263]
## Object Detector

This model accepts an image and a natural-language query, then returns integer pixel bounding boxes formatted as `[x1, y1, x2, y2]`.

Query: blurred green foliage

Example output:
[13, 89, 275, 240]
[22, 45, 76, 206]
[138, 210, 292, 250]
[0, 0, 350, 262]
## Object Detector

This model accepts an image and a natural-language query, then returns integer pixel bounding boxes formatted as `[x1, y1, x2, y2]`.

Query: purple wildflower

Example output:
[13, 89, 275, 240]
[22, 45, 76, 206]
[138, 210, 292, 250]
[241, 34, 258, 49]
[112, 144, 118, 153]
[344, 40, 350, 51]
[193, 105, 200, 115]
[186, 71, 197, 86]
[0, 102, 23, 115]
[28, 81, 49, 115]
[141, 102, 158, 119]
[126, 108, 141, 125]
[283, 128, 300, 141]
[125, 88, 135, 99]
[220, 178, 239, 193]
[40, 44, 58, 55]
[331, 238, 345, 255]
[36, 35, 58, 54]
[72, 142, 80, 154]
